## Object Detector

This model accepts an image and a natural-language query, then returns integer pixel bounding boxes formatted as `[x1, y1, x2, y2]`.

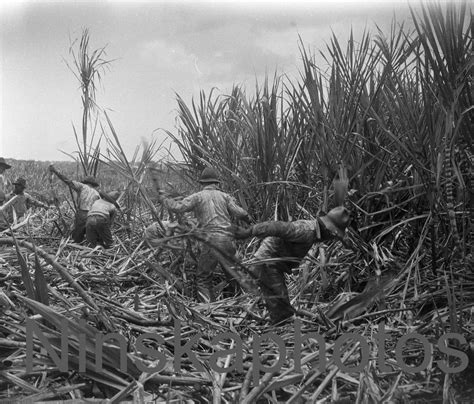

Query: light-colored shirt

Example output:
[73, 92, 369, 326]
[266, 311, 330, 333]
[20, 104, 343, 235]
[71, 181, 100, 211]
[88, 198, 116, 221]
[163, 185, 248, 231]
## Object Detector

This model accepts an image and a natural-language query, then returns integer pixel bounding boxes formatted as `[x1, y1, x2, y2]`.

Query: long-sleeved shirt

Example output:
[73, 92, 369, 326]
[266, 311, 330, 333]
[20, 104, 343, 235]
[71, 181, 100, 211]
[163, 185, 248, 232]
[251, 219, 332, 272]
[88, 198, 116, 222]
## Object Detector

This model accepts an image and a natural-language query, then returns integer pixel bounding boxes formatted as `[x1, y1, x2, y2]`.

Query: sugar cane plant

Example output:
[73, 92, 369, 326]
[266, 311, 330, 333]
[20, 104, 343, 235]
[65, 28, 112, 177]
[171, 1, 472, 320]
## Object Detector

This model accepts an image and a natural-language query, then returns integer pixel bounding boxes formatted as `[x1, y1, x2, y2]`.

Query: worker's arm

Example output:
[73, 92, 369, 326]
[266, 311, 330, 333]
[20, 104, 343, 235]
[226, 195, 251, 223]
[49, 165, 79, 192]
[252, 221, 300, 240]
[25, 193, 49, 209]
[162, 193, 198, 214]
[234, 220, 315, 243]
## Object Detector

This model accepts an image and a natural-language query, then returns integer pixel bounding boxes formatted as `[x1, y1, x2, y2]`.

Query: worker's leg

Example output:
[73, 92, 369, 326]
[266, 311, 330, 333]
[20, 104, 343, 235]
[99, 218, 114, 249]
[72, 210, 88, 243]
[212, 236, 241, 298]
[196, 242, 218, 302]
[257, 264, 294, 324]
[85, 216, 99, 247]
[252, 237, 294, 324]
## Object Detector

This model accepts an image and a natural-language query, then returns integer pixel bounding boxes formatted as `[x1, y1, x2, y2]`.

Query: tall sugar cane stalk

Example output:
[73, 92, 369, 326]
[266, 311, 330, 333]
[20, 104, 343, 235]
[66, 28, 111, 176]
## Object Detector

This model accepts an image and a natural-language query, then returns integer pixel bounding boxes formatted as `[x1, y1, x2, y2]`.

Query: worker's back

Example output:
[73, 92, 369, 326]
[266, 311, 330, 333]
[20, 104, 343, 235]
[192, 188, 239, 228]
[165, 184, 248, 232]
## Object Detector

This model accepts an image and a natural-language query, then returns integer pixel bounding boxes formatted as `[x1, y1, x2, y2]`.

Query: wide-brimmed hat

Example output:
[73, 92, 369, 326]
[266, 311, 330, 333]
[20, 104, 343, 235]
[320, 206, 352, 238]
[199, 167, 220, 184]
[13, 177, 26, 188]
[81, 176, 99, 187]
[0, 158, 11, 169]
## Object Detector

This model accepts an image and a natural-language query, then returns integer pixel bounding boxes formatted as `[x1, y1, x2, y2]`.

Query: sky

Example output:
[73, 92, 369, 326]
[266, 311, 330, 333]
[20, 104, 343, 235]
[0, 0, 424, 162]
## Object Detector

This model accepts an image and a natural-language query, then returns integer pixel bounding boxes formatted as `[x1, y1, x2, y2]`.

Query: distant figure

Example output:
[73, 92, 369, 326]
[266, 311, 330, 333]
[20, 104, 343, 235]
[85, 191, 120, 249]
[0, 177, 49, 230]
[0, 157, 12, 206]
[233, 207, 354, 325]
[156, 166, 251, 302]
[49, 164, 100, 243]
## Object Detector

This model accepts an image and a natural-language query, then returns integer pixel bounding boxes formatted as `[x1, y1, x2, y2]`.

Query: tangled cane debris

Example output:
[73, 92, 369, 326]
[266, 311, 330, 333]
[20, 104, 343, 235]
[0, 212, 472, 403]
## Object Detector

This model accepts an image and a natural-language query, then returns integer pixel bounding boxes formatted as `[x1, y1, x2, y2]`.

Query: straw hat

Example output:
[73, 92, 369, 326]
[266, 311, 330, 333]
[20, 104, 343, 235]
[320, 206, 352, 238]
[0, 158, 11, 169]
[199, 167, 220, 184]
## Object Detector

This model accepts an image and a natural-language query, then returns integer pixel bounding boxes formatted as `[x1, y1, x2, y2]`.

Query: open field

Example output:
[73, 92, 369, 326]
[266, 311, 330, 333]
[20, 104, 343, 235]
[0, 2, 473, 403]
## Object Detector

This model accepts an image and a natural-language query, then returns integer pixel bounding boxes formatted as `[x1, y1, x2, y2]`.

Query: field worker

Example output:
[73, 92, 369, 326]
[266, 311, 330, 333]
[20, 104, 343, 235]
[49, 165, 100, 243]
[156, 166, 251, 302]
[0, 178, 49, 230]
[145, 220, 184, 250]
[0, 157, 12, 206]
[233, 206, 354, 325]
[85, 191, 120, 249]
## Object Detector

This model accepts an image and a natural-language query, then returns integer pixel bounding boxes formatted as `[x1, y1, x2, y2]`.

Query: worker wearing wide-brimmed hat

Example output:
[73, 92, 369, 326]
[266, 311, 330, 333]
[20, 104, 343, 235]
[49, 165, 100, 243]
[0, 177, 49, 230]
[232, 206, 354, 325]
[155, 166, 251, 302]
[0, 157, 12, 206]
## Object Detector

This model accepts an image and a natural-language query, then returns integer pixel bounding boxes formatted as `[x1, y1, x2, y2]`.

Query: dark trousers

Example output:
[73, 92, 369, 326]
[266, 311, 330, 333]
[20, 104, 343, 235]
[71, 210, 89, 243]
[253, 263, 294, 324]
[196, 235, 240, 302]
[86, 215, 114, 249]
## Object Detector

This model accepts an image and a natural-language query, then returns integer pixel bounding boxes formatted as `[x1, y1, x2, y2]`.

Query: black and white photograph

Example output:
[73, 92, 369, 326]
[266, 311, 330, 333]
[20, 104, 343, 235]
[0, 0, 473, 402]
